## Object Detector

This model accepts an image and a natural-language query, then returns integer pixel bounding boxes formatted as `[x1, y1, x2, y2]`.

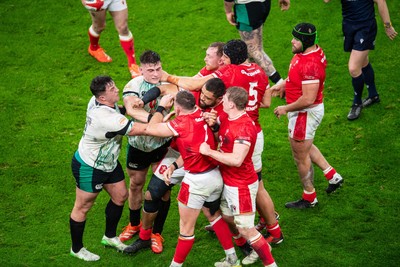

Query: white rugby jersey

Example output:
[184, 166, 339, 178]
[123, 76, 171, 152]
[78, 96, 133, 172]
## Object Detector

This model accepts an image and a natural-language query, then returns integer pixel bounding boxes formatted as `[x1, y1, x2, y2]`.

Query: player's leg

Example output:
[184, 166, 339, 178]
[126, 175, 174, 254]
[236, 1, 282, 84]
[70, 153, 102, 261]
[86, 9, 112, 62]
[203, 205, 241, 265]
[169, 204, 201, 266]
[285, 138, 318, 208]
[109, 3, 139, 78]
[255, 182, 283, 245]
[310, 144, 344, 193]
[227, 181, 276, 267]
[70, 187, 99, 261]
[347, 49, 369, 120]
[238, 222, 276, 267]
[101, 170, 128, 252]
[240, 27, 280, 83]
[119, 167, 147, 241]
[361, 60, 380, 107]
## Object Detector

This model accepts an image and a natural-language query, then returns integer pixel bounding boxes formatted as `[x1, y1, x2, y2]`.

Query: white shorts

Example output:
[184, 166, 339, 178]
[101, 0, 127, 12]
[177, 167, 223, 210]
[220, 180, 258, 228]
[288, 103, 324, 141]
[251, 130, 264, 172]
[153, 147, 184, 185]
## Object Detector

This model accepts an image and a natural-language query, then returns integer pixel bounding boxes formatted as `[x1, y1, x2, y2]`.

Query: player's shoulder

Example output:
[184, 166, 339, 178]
[123, 76, 145, 92]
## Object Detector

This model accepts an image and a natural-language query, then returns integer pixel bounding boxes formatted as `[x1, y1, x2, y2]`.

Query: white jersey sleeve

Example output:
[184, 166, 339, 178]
[78, 104, 132, 172]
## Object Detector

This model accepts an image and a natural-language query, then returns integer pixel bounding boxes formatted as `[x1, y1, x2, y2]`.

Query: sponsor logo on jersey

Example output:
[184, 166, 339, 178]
[95, 183, 103, 190]
[119, 117, 128, 125]
[158, 165, 168, 175]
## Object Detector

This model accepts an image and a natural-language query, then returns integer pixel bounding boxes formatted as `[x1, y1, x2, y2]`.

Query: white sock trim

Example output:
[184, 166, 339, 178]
[119, 31, 133, 41]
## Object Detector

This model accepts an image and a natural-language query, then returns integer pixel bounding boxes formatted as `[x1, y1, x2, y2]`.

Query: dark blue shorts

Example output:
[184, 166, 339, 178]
[71, 151, 124, 193]
[234, 0, 271, 32]
[342, 19, 377, 52]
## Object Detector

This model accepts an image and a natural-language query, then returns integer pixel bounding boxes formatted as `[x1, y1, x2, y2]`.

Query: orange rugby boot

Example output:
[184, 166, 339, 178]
[129, 63, 141, 78]
[150, 233, 164, 254]
[118, 222, 141, 242]
[88, 46, 112, 63]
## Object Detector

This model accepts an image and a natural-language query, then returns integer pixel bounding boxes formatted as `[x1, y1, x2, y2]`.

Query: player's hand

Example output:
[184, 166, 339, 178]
[131, 98, 144, 108]
[203, 110, 217, 127]
[279, 0, 290, 11]
[225, 12, 237, 26]
[163, 167, 174, 186]
[160, 70, 170, 82]
[385, 25, 398, 40]
[199, 142, 211, 156]
[163, 111, 176, 122]
[82, 0, 104, 11]
[323, 0, 331, 3]
[270, 83, 285, 98]
[274, 105, 287, 119]
[159, 94, 174, 109]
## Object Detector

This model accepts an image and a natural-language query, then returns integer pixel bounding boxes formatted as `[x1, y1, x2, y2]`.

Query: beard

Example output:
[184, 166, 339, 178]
[292, 45, 302, 54]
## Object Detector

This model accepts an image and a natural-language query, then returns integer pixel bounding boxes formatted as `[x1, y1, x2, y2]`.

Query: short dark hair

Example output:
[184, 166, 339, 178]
[175, 90, 195, 110]
[223, 39, 248, 65]
[90, 75, 114, 98]
[140, 50, 161, 65]
[208, 42, 225, 57]
[226, 86, 248, 110]
[204, 78, 226, 98]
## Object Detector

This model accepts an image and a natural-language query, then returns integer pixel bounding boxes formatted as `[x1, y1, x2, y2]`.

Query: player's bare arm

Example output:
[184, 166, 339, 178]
[162, 70, 213, 91]
[270, 80, 286, 98]
[200, 142, 250, 167]
[145, 95, 175, 137]
[374, 0, 397, 40]
[224, 1, 236, 26]
[274, 82, 318, 118]
[126, 121, 148, 136]
[123, 95, 151, 122]
[163, 155, 184, 185]
[260, 88, 272, 108]
[132, 83, 180, 109]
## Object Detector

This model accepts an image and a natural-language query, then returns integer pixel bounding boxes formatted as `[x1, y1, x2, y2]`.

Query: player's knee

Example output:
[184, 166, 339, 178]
[161, 190, 171, 202]
[144, 190, 152, 201]
[116, 23, 129, 36]
[92, 23, 106, 33]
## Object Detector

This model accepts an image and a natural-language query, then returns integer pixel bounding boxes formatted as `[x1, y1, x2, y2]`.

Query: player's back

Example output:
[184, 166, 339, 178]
[168, 108, 217, 173]
[214, 63, 268, 128]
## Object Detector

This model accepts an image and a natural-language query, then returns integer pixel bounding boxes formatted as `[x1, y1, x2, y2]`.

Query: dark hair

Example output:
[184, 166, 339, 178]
[204, 78, 226, 98]
[223, 39, 248, 65]
[226, 86, 248, 110]
[175, 90, 195, 110]
[208, 42, 225, 57]
[90, 75, 114, 98]
[139, 50, 161, 65]
[292, 23, 318, 52]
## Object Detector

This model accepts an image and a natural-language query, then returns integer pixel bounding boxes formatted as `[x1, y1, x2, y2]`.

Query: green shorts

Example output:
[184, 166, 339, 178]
[71, 151, 124, 193]
[234, 0, 271, 32]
